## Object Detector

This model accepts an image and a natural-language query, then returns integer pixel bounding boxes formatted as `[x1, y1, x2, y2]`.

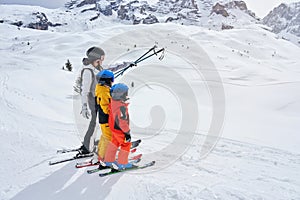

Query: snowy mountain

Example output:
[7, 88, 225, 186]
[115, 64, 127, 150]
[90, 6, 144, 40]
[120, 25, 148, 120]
[262, 2, 300, 45]
[0, 0, 258, 31]
[0, 2, 300, 200]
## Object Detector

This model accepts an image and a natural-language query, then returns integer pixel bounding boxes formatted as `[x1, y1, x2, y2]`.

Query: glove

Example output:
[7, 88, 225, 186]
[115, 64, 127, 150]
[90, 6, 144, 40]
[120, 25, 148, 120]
[80, 103, 90, 119]
[124, 132, 131, 143]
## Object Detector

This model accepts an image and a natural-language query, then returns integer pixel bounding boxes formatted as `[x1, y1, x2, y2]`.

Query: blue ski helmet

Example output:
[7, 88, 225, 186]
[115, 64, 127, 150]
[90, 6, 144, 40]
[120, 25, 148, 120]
[96, 69, 114, 83]
[110, 83, 129, 100]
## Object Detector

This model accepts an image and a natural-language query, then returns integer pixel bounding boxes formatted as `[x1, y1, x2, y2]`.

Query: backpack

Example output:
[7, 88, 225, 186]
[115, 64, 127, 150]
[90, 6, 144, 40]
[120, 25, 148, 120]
[73, 68, 95, 95]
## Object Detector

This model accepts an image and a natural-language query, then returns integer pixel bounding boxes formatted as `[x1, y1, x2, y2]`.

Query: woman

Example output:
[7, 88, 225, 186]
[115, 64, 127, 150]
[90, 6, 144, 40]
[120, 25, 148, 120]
[79, 46, 105, 154]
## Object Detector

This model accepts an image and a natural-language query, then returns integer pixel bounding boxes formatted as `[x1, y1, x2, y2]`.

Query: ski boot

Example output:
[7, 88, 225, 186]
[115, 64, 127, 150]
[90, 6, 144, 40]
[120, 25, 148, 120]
[113, 162, 137, 171]
[77, 145, 91, 156]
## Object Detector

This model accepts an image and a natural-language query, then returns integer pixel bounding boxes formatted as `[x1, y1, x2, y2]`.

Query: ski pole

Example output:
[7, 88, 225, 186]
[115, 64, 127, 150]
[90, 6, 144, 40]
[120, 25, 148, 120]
[113, 46, 165, 78]
[134, 45, 157, 64]
[134, 48, 165, 64]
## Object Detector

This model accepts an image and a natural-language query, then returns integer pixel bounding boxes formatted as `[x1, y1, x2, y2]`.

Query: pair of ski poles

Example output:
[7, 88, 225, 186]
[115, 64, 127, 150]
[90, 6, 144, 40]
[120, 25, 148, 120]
[114, 45, 165, 78]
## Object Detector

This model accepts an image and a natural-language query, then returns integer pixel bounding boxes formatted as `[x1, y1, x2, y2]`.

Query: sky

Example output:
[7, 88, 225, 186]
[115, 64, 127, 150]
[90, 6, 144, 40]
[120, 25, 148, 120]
[0, 0, 69, 9]
[0, 0, 299, 18]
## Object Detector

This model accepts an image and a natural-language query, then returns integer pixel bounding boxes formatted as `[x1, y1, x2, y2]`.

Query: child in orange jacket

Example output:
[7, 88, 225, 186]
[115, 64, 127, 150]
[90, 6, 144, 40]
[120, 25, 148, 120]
[104, 83, 133, 169]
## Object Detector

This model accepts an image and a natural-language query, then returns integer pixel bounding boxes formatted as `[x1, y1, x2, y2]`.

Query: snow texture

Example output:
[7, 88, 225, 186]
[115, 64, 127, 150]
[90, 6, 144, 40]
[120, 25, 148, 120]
[0, 3, 300, 200]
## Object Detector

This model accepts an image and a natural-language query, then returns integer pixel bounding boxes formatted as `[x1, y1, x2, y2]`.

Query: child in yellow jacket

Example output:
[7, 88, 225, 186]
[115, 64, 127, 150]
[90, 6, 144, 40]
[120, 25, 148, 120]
[95, 70, 114, 161]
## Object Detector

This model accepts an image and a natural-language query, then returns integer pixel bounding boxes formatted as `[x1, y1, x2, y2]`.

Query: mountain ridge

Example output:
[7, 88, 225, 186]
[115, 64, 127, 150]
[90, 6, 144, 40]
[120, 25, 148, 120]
[1, 1, 299, 46]
[0, 0, 257, 31]
[262, 2, 300, 45]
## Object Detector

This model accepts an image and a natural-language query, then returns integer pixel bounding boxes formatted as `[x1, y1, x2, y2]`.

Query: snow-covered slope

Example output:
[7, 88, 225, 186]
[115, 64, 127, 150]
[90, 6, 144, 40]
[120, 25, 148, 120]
[1, 4, 300, 200]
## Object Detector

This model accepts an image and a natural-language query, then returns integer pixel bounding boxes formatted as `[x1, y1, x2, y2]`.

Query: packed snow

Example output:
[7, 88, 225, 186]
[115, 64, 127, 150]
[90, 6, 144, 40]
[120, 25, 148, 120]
[0, 4, 300, 200]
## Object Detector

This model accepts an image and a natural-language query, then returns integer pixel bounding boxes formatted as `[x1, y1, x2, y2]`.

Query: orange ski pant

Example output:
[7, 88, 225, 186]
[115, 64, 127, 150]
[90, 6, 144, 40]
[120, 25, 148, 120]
[104, 132, 131, 164]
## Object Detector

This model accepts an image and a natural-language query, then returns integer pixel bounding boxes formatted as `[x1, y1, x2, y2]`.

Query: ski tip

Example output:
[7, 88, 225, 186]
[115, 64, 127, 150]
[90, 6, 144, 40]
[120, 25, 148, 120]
[131, 148, 137, 153]
[136, 153, 143, 159]
[87, 169, 99, 174]
[99, 173, 107, 177]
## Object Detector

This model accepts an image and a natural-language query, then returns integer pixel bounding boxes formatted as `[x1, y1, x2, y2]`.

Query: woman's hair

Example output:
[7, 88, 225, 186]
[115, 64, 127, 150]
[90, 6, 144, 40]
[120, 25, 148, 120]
[82, 47, 105, 66]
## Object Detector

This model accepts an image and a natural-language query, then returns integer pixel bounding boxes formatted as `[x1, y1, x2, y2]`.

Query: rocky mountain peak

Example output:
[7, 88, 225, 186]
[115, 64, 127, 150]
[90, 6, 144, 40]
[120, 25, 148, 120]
[211, 1, 256, 18]
[0, 0, 258, 31]
[262, 2, 300, 38]
[225, 1, 247, 10]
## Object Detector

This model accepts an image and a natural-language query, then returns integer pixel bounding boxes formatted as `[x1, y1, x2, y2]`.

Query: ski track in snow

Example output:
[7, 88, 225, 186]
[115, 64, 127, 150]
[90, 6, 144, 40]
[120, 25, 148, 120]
[137, 136, 300, 200]
[5, 135, 300, 200]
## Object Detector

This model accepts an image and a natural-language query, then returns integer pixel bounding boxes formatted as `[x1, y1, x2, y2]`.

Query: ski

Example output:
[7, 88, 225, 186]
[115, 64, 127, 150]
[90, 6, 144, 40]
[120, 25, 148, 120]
[52, 140, 141, 166]
[87, 166, 108, 174]
[87, 166, 111, 174]
[87, 157, 142, 174]
[76, 160, 99, 169]
[131, 139, 141, 149]
[49, 153, 93, 165]
[75, 148, 139, 168]
[99, 161, 155, 177]
[129, 148, 137, 154]
[57, 148, 80, 154]
[56, 139, 141, 154]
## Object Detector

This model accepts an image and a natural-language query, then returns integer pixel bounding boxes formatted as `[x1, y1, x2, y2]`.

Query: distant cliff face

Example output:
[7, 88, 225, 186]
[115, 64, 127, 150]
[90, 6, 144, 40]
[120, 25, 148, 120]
[75, 0, 257, 27]
[263, 2, 300, 37]
[0, 0, 258, 31]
